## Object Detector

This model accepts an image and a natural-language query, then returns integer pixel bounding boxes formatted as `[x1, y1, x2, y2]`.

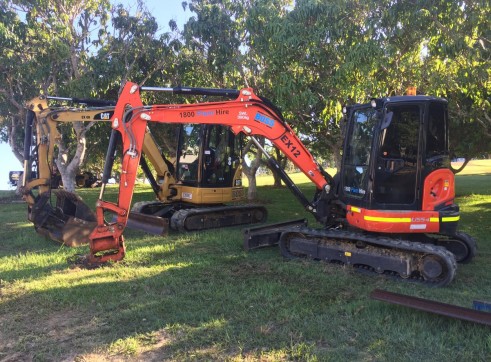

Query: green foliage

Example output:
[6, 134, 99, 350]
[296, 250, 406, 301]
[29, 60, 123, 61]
[0, 0, 490, 180]
[374, 0, 491, 157]
[0, 0, 114, 185]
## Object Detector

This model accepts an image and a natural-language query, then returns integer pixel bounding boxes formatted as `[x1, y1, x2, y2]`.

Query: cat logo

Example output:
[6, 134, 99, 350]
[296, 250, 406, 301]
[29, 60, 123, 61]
[94, 111, 114, 120]
[100, 112, 112, 120]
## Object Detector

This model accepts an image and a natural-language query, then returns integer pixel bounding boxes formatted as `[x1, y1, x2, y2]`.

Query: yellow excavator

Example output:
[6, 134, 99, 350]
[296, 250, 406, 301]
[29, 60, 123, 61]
[21, 95, 266, 246]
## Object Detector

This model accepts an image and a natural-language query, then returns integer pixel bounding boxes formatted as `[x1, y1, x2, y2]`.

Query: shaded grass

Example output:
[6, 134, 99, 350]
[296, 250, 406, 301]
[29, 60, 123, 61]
[0, 164, 491, 361]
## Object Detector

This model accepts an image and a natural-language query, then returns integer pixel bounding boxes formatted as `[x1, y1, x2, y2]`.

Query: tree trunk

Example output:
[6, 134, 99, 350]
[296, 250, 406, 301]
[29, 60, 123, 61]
[58, 165, 78, 192]
[9, 114, 25, 164]
[272, 174, 282, 187]
[334, 149, 343, 174]
[244, 172, 258, 200]
[55, 122, 88, 192]
[270, 148, 287, 187]
[241, 138, 265, 201]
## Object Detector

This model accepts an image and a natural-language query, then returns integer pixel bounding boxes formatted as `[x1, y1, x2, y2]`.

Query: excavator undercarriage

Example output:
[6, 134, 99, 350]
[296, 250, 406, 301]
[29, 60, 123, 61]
[245, 220, 463, 286]
[128, 200, 267, 234]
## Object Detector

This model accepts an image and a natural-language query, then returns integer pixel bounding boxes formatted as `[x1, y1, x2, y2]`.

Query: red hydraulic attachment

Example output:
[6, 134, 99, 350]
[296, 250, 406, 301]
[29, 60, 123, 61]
[88, 82, 331, 264]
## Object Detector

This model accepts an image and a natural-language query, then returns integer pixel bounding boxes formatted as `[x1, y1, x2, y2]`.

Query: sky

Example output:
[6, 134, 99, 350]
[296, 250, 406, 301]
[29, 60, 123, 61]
[0, 1, 190, 190]
[117, 0, 191, 31]
[1, 143, 22, 190]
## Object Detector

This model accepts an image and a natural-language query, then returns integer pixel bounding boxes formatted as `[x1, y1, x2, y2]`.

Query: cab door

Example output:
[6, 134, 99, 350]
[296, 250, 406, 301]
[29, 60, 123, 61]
[201, 125, 240, 187]
[373, 103, 422, 209]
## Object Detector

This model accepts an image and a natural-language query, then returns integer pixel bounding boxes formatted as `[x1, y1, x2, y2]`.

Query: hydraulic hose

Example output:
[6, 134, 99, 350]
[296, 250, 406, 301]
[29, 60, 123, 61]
[22, 110, 36, 186]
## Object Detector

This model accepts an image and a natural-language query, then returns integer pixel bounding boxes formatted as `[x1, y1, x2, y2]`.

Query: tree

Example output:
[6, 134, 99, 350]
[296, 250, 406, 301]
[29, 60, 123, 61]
[0, 0, 112, 191]
[2, 0, 489, 195]
[247, 0, 490, 164]
[246, 0, 388, 169]
[181, 0, 296, 198]
[241, 138, 264, 200]
[0, 0, 179, 191]
[364, 0, 490, 157]
[415, 0, 490, 157]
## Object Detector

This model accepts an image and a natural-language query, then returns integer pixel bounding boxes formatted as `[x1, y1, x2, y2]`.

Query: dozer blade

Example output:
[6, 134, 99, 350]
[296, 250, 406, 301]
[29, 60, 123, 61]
[125, 211, 169, 236]
[30, 190, 97, 247]
[243, 218, 308, 250]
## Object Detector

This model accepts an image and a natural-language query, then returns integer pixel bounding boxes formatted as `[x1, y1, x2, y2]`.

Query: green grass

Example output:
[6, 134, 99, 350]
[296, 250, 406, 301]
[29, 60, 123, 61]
[1, 161, 491, 361]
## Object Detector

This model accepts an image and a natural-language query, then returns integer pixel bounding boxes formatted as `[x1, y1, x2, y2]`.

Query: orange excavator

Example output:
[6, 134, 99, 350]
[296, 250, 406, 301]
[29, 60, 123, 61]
[79, 82, 474, 286]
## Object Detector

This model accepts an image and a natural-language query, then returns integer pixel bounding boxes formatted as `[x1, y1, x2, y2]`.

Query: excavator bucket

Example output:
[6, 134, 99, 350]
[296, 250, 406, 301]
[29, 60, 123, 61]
[30, 190, 97, 247]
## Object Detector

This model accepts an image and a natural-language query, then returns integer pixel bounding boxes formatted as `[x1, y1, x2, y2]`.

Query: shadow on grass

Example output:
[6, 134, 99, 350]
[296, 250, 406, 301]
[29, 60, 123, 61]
[455, 174, 491, 196]
[2, 226, 491, 361]
[0, 240, 355, 360]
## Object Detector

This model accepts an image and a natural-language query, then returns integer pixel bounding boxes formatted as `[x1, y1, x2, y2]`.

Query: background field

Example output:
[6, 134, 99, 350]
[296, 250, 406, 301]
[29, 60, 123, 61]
[0, 161, 490, 361]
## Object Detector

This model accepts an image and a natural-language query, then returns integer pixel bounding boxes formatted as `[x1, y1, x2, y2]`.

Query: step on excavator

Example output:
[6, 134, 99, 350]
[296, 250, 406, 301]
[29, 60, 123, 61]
[77, 82, 475, 286]
[21, 95, 266, 246]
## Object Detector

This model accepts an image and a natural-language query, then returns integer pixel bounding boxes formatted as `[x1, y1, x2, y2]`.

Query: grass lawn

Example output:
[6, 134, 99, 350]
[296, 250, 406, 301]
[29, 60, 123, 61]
[0, 161, 490, 361]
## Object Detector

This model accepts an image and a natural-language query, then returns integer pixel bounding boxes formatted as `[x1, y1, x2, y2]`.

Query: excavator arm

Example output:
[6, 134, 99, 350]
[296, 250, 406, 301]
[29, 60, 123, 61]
[22, 97, 117, 246]
[22, 96, 115, 199]
[88, 82, 334, 263]
[22, 95, 174, 246]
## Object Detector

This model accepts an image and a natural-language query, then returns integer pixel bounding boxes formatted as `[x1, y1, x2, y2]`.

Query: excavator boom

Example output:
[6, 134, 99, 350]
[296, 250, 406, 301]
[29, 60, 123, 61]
[89, 82, 333, 263]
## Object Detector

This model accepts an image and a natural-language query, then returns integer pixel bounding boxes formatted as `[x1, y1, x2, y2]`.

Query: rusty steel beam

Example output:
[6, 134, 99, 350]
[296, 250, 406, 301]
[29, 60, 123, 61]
[370, 289, 491, 327]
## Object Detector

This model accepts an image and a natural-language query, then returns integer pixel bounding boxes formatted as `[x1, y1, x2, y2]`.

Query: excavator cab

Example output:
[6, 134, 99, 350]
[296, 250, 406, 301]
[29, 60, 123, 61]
[342, 96, 450, 209]
[134, 123, 244, 208]
[341, 96, 465, 240]
[176, 124, 242, 190]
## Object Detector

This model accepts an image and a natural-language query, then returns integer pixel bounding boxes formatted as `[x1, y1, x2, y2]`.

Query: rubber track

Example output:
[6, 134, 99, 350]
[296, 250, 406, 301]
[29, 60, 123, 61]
[170, 204, 267, 232]
[280, 227, 458, 287]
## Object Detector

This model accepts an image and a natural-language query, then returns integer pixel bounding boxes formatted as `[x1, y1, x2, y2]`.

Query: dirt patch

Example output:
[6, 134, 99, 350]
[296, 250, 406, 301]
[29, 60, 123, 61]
[132, 330, 173, 361]
[69, 329, 174, 362]
[0, 307, 106, 361]
[0, 306, 177, 362]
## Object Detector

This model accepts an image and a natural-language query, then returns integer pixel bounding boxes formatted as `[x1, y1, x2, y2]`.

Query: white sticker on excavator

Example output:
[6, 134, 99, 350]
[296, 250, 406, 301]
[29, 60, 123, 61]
[182, 192, 193, 200]
[410, 224, 427, 230]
